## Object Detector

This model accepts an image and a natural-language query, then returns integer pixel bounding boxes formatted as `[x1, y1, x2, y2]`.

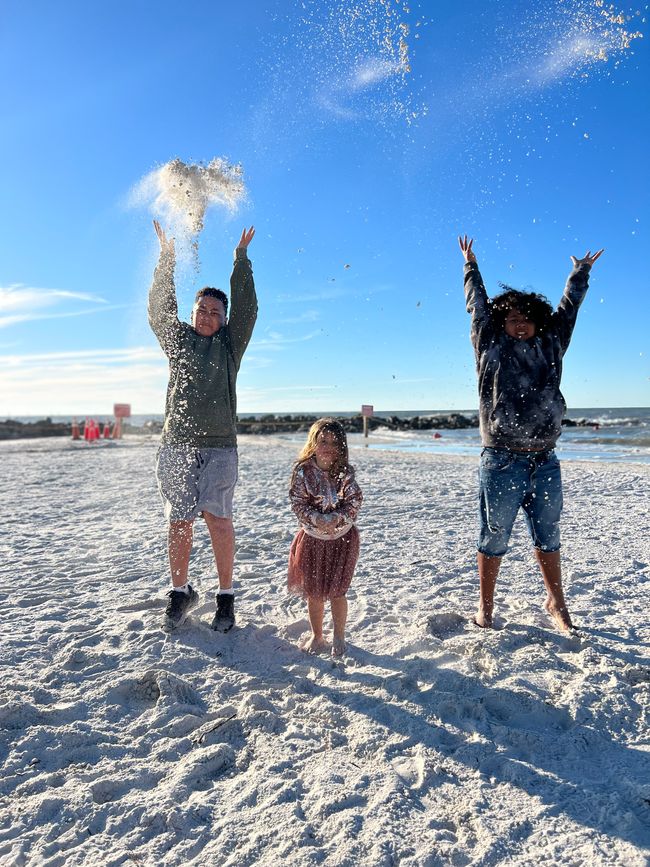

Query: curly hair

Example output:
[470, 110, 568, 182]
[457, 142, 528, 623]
[296, 417, 350, 479]
[490, 285, 554, 334]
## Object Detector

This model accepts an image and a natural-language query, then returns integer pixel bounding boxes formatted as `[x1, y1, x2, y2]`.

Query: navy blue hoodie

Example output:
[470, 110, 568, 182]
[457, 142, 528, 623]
[464, 260, 591, 451]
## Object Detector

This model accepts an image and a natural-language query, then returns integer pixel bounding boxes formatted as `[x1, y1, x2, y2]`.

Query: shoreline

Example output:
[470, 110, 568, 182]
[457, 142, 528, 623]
[0, 411, 620, 441]
[2, 431, 649, 470]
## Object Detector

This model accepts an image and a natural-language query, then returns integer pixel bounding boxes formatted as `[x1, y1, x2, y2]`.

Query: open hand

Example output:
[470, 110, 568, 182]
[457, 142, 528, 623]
[458, 235, 477, 263]
[153, 220, 175, 257]
[237, 226, 255, 251]
[570, 249, 604, 268]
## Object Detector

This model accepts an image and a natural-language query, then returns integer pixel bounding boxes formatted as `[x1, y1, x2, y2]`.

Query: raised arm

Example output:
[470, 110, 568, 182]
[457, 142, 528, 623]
[228, 226, 258, 368]
[148, 220, 181, 356]
[554, 248, 604, 353]
[459, 235, 493, 353]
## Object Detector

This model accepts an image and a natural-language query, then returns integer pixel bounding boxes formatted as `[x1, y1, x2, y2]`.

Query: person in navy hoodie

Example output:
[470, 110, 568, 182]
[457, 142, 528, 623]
[459, 235, 603, 632]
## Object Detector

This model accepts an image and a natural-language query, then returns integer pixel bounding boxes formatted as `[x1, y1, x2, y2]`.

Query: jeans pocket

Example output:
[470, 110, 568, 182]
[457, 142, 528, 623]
[481, 450, 514, 472]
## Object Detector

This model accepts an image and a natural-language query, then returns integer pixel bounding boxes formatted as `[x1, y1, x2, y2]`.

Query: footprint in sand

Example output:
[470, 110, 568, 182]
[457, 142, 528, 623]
[116, 598, 164, 613]
[163, 744, 236, 799]
[427, 612, 466, 639]
[60, 648, 121, 674]
[15, 595, 51, 608]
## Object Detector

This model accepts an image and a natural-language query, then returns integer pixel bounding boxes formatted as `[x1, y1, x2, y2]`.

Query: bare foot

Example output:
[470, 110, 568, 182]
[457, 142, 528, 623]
[544, 598, 574, 632]
[301, 635, 329, 654]
[473, 608, 493, 629]
[332, 637, 347, 657]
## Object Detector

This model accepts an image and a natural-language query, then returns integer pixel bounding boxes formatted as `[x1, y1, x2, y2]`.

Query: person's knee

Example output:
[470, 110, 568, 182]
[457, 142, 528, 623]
[203, 512, 233, 532]
[169, 519, 193, 533]
[534, 545, 561, 557]
[477, 542, 507, 557]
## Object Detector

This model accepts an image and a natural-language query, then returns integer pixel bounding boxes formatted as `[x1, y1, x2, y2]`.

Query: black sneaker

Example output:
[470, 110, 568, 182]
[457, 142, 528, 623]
[162, 585, 199, 631]
[211, 593, 235, 632]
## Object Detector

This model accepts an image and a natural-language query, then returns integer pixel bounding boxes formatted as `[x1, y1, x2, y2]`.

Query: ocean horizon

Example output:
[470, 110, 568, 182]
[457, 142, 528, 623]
[6, 406, 650, 424]
[4, 407, 649, 465]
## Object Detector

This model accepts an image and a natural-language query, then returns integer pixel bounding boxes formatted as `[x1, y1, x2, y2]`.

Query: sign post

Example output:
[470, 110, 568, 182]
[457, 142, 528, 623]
[361, 404, 374, 439]
[113, 403, 131, 440]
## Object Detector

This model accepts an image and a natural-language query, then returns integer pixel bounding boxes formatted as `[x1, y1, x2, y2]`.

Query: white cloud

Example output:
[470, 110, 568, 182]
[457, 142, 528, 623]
[0, 346, 168, 416]
[0, 348, 162, 367]
[0, 284, 111, 329]
[275, 288, 347, 303]
[276, 310, 321, 325]
[237, 383, 338, 413]
[251, 330, 322, 350]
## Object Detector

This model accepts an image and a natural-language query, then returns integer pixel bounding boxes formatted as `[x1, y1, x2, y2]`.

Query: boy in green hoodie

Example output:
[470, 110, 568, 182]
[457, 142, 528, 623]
[149, 220, 257, 632]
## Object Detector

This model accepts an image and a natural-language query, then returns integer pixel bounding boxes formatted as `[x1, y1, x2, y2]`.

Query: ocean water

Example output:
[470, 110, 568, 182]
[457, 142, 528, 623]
[7, 408, 650, 465]
[277, 407, 650, 465]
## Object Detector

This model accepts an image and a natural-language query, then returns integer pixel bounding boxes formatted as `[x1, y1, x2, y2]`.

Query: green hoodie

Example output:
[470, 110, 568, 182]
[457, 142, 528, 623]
[148, 248, 257, 448]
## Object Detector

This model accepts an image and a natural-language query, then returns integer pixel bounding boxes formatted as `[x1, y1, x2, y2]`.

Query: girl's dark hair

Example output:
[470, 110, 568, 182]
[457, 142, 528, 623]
[490, 285, 553, 333]
[194, 286, 228, 315]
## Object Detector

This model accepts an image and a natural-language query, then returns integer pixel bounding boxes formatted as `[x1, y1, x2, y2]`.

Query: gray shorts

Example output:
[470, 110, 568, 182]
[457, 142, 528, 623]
[156, 445, 238, 523]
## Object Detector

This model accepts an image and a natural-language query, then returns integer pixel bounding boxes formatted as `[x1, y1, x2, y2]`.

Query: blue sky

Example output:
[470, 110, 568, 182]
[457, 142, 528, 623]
[0, 0, 648, 416]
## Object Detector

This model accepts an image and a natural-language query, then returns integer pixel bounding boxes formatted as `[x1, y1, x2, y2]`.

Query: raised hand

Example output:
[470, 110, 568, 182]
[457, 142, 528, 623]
[570, 249, 604, 268]
[153, 220, 175, 257]
[458, 234, 477, 263]
[237, 226, 255, 251]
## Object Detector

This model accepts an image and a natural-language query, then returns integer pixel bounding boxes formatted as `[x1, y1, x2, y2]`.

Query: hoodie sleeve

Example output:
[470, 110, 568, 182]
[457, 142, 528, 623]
[228, 249, 258, 369]
[148, 250, 182, 358]
[464, 261, 494, 356]
[334, 470, 363, 526]
[553, 263, 591, 355]
[289, 465, 345, 535]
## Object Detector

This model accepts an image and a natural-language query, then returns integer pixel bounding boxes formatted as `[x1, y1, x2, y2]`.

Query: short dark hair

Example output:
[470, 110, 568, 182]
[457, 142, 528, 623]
[490, 285, 553, 333]
[194, 287, 228, 315]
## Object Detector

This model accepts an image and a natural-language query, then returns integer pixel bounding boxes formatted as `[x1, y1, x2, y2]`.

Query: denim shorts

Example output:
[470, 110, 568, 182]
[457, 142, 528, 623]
[477, 447, 563, 557]
[156, 445, 238, 523]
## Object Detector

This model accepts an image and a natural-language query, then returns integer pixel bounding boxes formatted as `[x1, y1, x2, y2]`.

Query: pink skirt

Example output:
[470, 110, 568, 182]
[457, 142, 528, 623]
[288, 526, 360, 600]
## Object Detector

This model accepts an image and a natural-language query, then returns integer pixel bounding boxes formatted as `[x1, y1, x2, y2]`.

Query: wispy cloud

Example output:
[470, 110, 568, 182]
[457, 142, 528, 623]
[251, 330, 322, 351]
[0, 284, 112, 329]
[275, 310, 321, 325]
[238, 383, 338, 411]
[275, 287, 347, 304]
[0, 347, 163, 367]
[240, 384, 336, 395]
[0, 346, 168, 415]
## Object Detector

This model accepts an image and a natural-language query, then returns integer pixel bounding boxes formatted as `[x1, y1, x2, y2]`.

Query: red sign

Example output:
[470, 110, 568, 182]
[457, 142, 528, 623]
[361, 405, 374, 418]
[113, 404, 131, 418]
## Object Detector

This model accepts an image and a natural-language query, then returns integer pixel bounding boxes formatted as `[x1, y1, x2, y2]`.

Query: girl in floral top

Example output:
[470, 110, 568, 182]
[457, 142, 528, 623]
[288, 418, 363, 656]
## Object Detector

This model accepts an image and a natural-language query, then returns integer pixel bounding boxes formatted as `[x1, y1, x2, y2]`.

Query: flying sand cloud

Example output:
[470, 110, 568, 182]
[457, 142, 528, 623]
[129, 158, 246, 238]
[350, 57, 403, 91]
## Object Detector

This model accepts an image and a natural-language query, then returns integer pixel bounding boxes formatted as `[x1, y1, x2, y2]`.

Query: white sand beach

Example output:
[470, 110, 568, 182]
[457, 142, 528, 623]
[1, 435, 649, 866]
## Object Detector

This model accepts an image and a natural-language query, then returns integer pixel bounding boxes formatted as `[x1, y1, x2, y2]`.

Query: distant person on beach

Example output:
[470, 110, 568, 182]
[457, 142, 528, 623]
[149, 220, 257, 632]
[288, 419, 363, 656]
[459, 235, 604, 632]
